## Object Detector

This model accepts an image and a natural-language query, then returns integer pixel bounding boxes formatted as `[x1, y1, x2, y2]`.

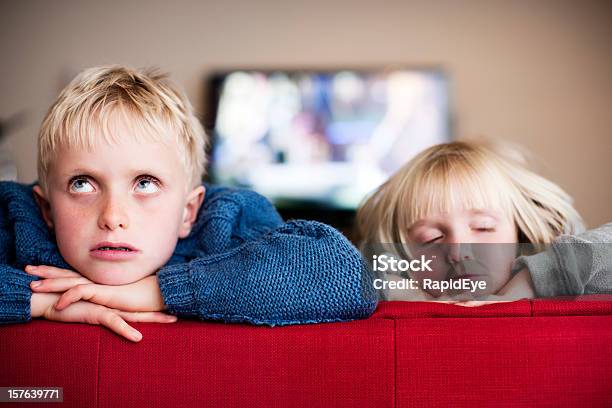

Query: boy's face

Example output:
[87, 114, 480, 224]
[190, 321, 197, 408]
[33, 116, 205, 285]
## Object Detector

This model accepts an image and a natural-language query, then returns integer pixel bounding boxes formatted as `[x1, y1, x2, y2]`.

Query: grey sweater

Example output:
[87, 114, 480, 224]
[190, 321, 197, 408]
[515, 223, 612, 296]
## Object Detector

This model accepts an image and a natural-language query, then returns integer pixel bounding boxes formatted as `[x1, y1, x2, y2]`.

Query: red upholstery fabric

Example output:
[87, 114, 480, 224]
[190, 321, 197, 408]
[395, 316, 612, 407]
[0, 321, 99, 407]
[371, 299, 532, 318]
[531, 296, 612, 316]
[97, 319, 394, 408]
[1, 298, 611, 407]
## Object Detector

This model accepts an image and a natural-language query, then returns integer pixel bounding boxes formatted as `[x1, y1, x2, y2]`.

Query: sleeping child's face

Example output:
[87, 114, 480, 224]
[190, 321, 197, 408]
[406, 205, 518, 298]
[33, 113, 205, 285]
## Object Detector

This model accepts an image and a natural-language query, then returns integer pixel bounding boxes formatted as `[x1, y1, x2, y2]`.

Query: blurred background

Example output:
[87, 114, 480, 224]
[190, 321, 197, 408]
[1, 0, 610, 234]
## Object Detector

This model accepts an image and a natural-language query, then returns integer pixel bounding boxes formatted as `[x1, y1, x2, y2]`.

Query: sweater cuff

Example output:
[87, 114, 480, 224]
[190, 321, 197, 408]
[0, 267, 35, 323]
[157, 262, 200, 317]
[513, 250, 568, 297]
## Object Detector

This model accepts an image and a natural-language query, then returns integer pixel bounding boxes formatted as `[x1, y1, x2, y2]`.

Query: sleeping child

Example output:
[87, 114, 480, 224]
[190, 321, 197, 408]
[356, 141, 611, 303]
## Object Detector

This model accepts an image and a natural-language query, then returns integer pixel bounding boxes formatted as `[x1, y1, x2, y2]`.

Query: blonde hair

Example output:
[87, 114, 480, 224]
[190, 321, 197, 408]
[357, 141, 583, 250]
[37, 65, 207, 193]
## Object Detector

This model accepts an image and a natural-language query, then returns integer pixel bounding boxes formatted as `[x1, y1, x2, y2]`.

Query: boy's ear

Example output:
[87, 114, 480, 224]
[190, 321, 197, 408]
[32, 185, 54, 229]
[178, 185, 205, 239]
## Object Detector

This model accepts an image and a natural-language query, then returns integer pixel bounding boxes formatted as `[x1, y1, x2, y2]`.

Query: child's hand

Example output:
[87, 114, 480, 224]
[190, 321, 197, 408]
[54, 275, 165, 312]
[26, 265, 93, 291]
[26, 265, 166, 313]
[446, 298, 514, 307]
[31, 292, 176, 342]
[429, 268, 537, 307]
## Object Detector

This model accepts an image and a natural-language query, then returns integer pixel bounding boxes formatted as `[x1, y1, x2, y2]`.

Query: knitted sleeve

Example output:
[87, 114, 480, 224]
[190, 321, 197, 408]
[513, 223, 612, 296]
[157, 220, 378, 326]
[0, 200, 35, 323]
[0, 265, 36, 323]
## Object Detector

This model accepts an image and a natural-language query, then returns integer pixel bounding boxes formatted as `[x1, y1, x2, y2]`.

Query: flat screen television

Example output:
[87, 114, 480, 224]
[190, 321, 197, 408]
[207, 68, 451, 213]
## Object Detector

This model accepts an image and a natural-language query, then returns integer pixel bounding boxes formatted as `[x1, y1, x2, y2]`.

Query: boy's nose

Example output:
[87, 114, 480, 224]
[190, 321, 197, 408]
[98, 200, 129, 230]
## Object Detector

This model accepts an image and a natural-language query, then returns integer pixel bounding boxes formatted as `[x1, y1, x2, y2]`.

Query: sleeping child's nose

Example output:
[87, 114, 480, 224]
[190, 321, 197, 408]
[447, 243, 474, 264]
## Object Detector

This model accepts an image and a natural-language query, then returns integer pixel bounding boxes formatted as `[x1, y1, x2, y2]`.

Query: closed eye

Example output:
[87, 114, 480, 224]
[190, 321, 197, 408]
[423, 235, 443, 245]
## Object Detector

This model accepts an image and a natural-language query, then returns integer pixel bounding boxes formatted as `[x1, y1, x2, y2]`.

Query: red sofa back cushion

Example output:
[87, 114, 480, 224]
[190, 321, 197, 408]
[2, 298, 611, 407]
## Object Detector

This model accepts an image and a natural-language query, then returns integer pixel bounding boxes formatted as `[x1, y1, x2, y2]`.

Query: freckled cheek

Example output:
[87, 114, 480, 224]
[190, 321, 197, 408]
[130, 206, 182, 266]
[130, 199, 185, 239]
[51, 204, 94, 257]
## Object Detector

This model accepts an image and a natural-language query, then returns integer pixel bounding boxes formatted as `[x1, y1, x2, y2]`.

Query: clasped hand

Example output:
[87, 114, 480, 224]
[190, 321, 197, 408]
[27, 265, 176, 342]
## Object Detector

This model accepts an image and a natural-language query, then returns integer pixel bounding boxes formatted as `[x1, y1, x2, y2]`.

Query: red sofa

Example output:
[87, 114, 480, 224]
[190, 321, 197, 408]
[2, 298, 611, 407]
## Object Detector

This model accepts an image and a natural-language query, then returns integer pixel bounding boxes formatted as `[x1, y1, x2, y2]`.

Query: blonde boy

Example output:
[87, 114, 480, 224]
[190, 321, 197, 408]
[34, 66, 206, 286]
[0, 66, 377, 341]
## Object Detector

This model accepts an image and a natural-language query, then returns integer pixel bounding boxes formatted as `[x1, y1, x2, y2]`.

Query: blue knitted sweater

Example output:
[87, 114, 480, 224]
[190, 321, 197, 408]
[0, 181, 377, 326]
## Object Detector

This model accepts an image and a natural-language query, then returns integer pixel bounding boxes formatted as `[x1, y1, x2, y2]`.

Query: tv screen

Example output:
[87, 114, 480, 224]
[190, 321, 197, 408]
[208, 68, 451, 210]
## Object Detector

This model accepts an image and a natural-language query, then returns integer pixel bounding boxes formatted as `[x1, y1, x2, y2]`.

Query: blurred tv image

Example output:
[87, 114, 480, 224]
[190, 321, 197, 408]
[210, 69, 451, 210]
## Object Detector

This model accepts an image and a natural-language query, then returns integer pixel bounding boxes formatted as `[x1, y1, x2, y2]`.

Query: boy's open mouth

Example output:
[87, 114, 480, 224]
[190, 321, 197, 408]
[90, 242, 139, 261]
[91, 242, 138, 252]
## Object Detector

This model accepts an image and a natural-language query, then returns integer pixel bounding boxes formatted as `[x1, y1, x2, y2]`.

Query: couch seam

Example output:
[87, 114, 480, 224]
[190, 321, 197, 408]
[96, 327, 101, 408]
[393, 318, 397, 408]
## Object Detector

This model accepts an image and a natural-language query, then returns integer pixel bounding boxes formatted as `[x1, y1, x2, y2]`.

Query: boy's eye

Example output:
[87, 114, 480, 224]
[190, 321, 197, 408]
[135, 176, 161, 194]
[69, 178, 95, 193]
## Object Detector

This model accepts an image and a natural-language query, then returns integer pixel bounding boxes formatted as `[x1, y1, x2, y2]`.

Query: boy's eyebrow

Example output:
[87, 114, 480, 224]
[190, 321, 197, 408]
[62, 168, 169, 180]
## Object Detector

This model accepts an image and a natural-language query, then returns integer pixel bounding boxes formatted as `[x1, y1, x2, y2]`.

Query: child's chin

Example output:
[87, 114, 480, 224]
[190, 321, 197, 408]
[85, 267, 146, 286]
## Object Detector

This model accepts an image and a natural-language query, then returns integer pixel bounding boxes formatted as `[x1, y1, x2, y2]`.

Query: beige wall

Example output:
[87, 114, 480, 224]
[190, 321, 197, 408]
[1, 0, 610, 227]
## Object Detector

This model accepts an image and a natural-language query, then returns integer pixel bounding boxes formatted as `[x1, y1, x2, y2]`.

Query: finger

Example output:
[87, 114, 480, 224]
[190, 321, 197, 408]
[54, 284, 101, 310]
[98, 310, 143, 342]
[25, 265, 82, 279]
[117, 310, 178, 324]
[30, 277, 93, 293]
[39, 300, 143, 342]
[452, 301, 481, 307]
